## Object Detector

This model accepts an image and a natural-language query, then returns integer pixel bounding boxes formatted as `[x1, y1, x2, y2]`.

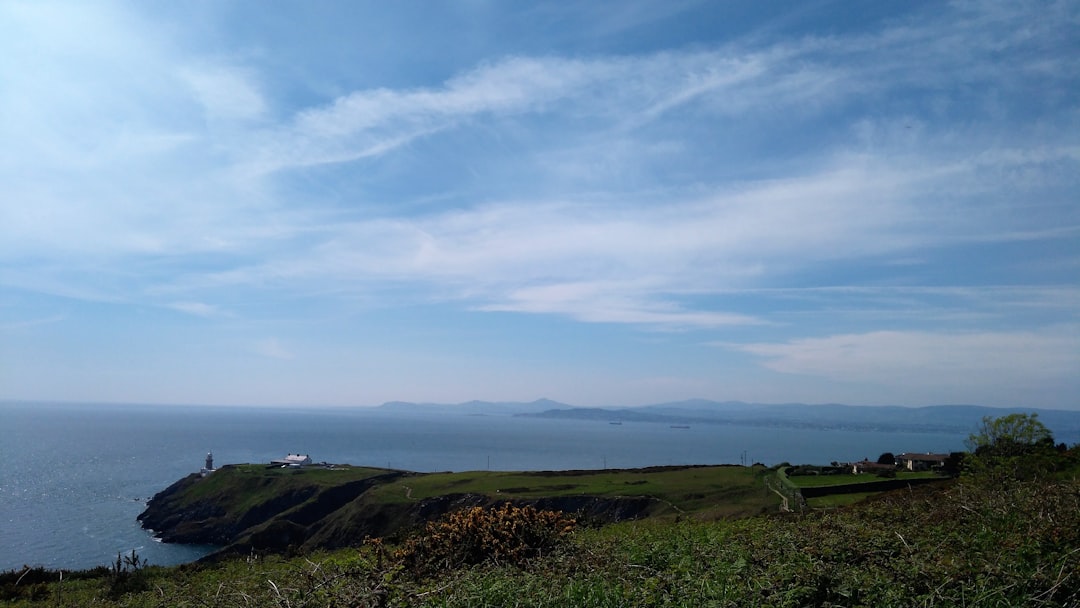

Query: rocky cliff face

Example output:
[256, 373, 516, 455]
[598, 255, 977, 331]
[138, 467, 659, 561]
[137, 474, 227, 543]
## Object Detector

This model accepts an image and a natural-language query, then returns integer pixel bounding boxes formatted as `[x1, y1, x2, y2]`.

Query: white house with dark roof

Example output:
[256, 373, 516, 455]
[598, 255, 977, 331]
[271, 453, 312, 467]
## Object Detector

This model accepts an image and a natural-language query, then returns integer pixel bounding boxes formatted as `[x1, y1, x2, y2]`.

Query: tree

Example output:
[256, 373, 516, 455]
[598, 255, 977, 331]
[964, 413, 1056, 481]
[941, 452, 965, 477]
[965, 413, 1052, 456]
[876, 452, 895, 466]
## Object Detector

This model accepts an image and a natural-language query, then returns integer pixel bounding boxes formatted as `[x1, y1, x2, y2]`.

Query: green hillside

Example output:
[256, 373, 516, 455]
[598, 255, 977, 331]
[4, 474, 1078, 606]
[135, 464, 779, 558]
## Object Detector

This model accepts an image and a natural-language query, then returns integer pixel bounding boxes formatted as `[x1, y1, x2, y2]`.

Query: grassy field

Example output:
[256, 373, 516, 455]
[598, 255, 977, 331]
[366, 464, 776, 516]
[785, 470, 940, 488]
[171, 464, 390, 513]
[804, 491, 878, 508]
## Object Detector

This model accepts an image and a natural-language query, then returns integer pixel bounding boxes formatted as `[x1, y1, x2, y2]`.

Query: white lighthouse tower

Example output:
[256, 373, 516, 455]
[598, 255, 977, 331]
[201, 451, 215, 476]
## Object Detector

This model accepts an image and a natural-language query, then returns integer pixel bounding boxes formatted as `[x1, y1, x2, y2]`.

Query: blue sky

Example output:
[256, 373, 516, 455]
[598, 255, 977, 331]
[1, 1, 1078, 409]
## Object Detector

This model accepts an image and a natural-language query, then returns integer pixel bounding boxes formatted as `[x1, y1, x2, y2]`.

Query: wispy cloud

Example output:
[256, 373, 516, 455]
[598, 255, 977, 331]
[168, 301, 226, 319]
[734, 328, 1080, 390]
[180, 65, 267, 122]
[253, 338, 294, 360]
[0, 314, 66, 332]
[476, 281, 762, 329]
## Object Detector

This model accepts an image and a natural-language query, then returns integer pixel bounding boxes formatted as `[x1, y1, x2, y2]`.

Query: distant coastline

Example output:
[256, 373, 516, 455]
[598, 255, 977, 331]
[380, 399, 1080, 441]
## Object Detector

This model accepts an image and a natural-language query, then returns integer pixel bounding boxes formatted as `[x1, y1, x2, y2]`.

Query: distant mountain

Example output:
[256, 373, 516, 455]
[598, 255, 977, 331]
[376, 398, 571, 416]
[518, 401, 1080, 441]
[372, 399, 1080, 442]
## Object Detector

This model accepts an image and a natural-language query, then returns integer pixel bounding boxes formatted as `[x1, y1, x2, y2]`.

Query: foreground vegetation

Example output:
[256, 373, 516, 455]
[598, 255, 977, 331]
[4, 474, 1079, 607]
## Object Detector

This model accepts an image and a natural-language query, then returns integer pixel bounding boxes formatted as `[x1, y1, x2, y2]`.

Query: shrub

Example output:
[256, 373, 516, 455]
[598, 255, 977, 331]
[394, 503, 575, 575]
[107, 549, 148, 598]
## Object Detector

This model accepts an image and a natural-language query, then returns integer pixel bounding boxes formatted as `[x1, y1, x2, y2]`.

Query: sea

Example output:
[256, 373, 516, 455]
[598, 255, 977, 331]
[1, 400, 975, 572]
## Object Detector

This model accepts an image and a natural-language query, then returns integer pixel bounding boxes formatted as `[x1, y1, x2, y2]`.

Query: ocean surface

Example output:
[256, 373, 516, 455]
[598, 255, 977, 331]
[1, 401, 973, 571]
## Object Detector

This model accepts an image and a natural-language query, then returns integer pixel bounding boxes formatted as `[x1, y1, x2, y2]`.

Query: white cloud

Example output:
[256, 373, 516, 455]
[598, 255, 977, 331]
[237, 0, 1077, 179]
[168, 301, 224, 318]
[170, 160, 922, 323]
[0, 315, 66, 332]
[2, 1, 1076, 335]
[735, 329, 1080, 389]
[180, 65, 267, 122]
[155, 141, 1075, 330]
[477, 280, 761, 328]
[254, 338, 294, 360]
[243, 47, 845, 174]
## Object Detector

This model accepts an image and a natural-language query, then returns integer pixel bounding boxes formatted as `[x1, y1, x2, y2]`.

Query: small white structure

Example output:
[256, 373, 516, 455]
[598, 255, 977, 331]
[897, 452, 948, 471]
[200, 451, 216, 477]
[851, 459, 895, 475]
[271, 453, 312, 467]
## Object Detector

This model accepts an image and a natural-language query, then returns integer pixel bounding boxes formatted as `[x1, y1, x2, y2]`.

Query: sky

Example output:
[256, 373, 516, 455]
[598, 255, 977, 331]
[1, 1, 1078, 409]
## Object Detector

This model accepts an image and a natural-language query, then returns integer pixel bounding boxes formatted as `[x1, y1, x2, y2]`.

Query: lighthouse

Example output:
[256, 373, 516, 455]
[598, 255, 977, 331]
[201, 451, 215, 476]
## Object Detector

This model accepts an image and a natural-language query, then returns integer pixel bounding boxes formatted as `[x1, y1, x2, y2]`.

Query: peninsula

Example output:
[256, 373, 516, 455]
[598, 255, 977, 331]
[138, 463, 775, 560]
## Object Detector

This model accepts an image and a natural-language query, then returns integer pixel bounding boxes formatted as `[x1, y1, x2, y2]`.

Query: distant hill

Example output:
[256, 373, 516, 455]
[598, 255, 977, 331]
[526, 402, 1080, 441]
[376, 398, 572, 416]
[377, 399, 1080, 442]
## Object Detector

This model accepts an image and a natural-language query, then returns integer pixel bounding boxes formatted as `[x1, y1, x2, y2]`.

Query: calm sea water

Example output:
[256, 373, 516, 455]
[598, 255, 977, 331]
[1, 401, 969, 571]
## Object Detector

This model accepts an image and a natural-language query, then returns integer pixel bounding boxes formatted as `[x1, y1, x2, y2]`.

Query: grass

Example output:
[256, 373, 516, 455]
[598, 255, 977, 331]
[786, 470, 940, 488]
[366, 464, 777, 516]
[165, 464, 389, 513]
[804, 491, 878, 508]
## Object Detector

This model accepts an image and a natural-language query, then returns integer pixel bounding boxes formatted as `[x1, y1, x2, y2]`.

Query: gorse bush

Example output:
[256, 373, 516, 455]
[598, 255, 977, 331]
[394, 503, 576, 574]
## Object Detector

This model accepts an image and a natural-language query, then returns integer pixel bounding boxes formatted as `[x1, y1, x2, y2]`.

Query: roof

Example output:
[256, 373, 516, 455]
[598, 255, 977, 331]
[897, 453, 948, 462]
[271, 453, 312, 465]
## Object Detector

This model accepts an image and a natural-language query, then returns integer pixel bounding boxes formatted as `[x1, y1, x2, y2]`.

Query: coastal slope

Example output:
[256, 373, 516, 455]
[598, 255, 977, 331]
[138, 464, 771, 559]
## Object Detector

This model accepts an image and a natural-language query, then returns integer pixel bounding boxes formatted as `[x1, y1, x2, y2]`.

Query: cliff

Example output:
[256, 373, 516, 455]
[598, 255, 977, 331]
[137, 466, 407, 555]
[137, 464, 752, 559]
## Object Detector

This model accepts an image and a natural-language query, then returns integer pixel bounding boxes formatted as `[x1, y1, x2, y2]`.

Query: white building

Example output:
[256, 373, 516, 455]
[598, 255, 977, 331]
[271, 453, 312, 467]
[897, 452, 948, 471]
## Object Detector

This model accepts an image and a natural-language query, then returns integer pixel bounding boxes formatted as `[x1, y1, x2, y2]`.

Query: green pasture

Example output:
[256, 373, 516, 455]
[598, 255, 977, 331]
[367, 465, 778, 515]
[785, 470, 941, 488]
[173, 464, 388, 513]
[805, 492, 879, 508]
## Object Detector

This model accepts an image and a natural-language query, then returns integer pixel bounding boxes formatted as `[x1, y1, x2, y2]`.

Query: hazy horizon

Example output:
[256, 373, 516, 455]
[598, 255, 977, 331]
[4, 397, 1079, 413]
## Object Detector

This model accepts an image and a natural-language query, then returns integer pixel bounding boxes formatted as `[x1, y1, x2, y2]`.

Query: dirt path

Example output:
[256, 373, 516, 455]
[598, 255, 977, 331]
[765, 478, 790, 512]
